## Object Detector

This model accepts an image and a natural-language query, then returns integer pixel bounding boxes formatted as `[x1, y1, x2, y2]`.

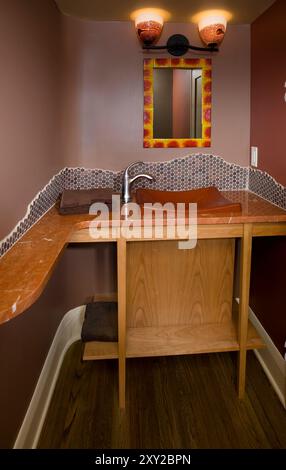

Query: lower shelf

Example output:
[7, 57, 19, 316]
[83, 319, 265, 361]
[83, 341, 118, 360]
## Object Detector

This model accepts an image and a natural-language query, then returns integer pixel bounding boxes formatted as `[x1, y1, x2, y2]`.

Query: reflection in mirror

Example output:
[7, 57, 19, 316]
[153, 68, 202, 139]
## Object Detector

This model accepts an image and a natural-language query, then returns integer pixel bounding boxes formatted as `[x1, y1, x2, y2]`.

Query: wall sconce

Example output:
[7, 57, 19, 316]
[198, 14, 227, 46]
[132, 8, 229, 56]
[135, 11, 164, 46]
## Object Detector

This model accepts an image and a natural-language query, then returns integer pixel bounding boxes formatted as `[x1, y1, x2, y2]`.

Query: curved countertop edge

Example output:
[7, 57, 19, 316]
[1, 191, 286, 325]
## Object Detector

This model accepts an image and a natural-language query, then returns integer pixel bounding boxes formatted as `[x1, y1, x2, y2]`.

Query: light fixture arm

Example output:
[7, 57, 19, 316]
[142, 34, 218, 57]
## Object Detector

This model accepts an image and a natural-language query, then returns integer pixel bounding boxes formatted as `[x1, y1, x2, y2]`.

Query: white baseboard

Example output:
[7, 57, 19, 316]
[248, 308, 286, 409]
[236, 298, 286, 408]
[13, 306, 85, 449]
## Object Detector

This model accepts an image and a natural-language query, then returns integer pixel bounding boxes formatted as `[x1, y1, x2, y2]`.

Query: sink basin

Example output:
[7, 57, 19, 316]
[135, 187, 241, 215]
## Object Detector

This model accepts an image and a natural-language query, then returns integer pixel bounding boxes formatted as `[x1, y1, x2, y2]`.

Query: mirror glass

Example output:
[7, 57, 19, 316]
[153, 68, 202, 139]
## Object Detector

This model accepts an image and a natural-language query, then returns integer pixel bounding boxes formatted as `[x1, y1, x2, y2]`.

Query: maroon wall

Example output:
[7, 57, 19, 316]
[250, 0, 286, 357]
[173, 69, 191, 138]
[251, 0, 286, 186]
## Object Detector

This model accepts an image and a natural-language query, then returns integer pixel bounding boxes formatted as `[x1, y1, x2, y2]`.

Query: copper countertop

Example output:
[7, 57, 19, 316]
[0, 190, 286, 324]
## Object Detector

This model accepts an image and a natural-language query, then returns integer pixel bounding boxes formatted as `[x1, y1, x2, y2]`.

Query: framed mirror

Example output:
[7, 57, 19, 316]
[143, 58, 212, 148]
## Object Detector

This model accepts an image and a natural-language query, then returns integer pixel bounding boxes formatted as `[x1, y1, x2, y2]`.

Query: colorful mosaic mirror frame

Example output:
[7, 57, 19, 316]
[143, 58, 212, 148]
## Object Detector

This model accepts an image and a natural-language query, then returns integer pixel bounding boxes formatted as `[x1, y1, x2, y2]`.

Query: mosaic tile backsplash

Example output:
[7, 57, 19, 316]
[249, 167, 286, 210]
[63, 155, 248, 193]
[0, 171, 65, 257]
[0, 154, 285, 257]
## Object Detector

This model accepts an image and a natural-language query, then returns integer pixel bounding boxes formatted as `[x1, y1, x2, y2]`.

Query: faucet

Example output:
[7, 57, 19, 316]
[121, 161, 154, 204]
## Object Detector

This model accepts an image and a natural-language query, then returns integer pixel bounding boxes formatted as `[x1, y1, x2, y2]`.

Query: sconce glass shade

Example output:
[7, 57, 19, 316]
[198, 15, 227, 46]
[135, 12, 164, 46]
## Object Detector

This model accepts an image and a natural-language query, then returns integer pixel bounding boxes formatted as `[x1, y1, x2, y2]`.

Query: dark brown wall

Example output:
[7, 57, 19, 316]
[0, 0, 63, 239]
[250, 0, 286, 356]
[0, 244, 115, 448]
[0, 255, 67, 448]
[250, 237, 286, 356]
[0, 0, 64, 447]
[61, 17, 251, 169]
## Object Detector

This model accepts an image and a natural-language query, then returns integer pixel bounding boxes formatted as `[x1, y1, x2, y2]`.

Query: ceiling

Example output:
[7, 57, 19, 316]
[55, 0, 276, 24]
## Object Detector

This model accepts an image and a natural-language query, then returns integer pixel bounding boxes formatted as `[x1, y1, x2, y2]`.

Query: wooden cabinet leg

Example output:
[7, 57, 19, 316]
[117, 237, 127, 409]
[237, 223, 252, 399]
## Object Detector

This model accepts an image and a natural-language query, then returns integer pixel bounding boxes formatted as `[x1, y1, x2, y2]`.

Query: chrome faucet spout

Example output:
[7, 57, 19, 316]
[121, 162, 155, 204]
[129, 174, 154, 184]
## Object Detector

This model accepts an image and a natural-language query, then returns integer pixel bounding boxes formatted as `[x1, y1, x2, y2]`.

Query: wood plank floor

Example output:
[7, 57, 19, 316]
[38, 341, 286, 449]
